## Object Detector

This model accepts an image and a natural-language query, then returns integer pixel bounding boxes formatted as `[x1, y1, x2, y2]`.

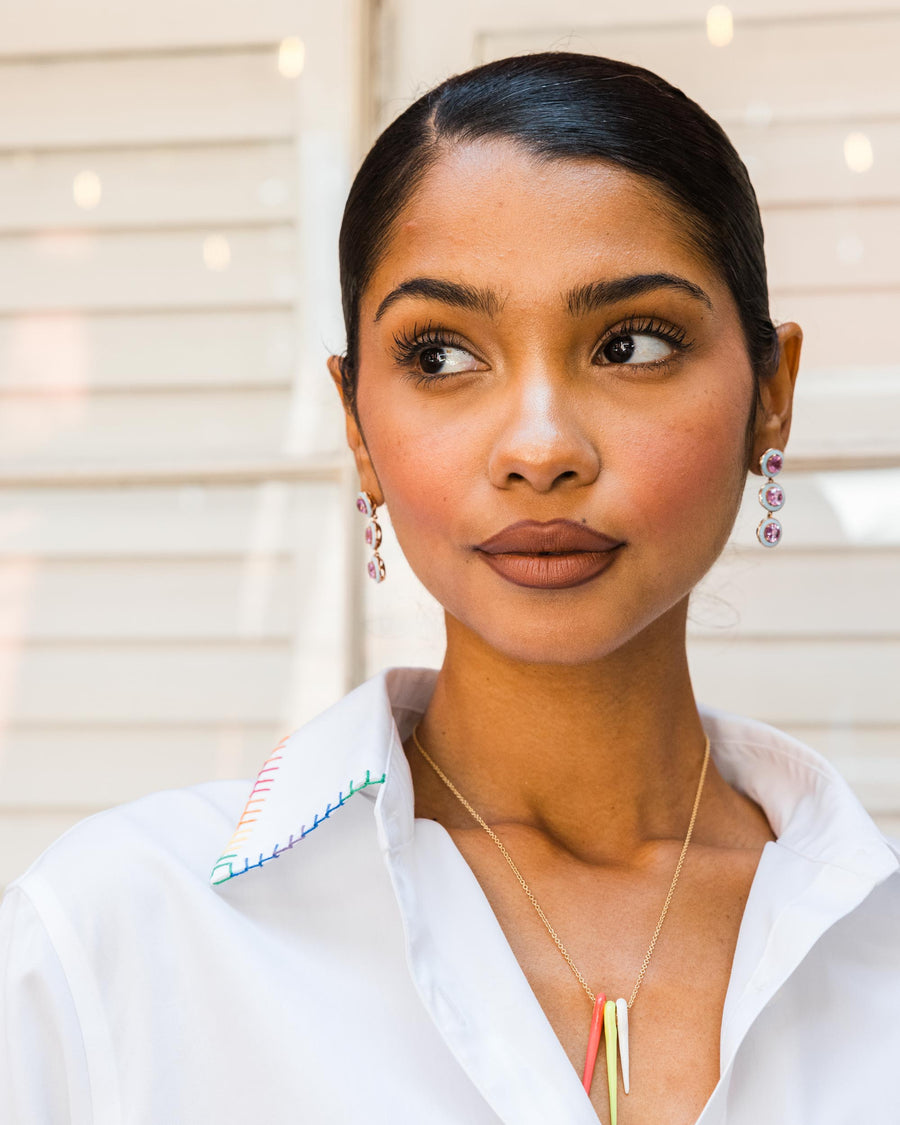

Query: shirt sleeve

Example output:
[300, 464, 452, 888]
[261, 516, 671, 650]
[0, 882, 94, 1124]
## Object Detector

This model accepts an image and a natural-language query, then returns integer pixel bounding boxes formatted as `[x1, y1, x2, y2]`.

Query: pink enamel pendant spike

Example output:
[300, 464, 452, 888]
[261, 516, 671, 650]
[582, 993, 606, 1095]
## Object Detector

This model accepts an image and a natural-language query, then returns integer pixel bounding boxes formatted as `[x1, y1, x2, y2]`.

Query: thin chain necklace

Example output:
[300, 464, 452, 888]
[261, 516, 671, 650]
[411, 724, 710, 1124]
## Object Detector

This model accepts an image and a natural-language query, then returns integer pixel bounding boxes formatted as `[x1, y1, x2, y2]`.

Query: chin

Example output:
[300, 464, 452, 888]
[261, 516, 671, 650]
[459, 610, 643, 667]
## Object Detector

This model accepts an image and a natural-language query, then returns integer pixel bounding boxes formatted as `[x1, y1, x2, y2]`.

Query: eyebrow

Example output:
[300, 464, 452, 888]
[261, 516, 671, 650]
[374, 278, 503, 322]
[373, 271, 712, 322]
[565, 273, 712, 315]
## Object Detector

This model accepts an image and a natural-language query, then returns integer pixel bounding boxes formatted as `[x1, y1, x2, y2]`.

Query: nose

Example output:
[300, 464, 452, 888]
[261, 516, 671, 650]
[486, 375, 601, 493]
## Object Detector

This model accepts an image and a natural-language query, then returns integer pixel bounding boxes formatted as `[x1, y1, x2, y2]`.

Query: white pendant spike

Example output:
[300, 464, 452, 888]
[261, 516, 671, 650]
[616, 998, 630, 1094]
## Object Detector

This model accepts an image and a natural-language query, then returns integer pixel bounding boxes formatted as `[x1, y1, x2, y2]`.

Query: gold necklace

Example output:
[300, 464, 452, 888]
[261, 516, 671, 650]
[411, 724, 710, 1124]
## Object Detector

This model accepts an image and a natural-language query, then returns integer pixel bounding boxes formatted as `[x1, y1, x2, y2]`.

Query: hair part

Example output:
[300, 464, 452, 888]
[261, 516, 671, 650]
[337, 52, 779, 427]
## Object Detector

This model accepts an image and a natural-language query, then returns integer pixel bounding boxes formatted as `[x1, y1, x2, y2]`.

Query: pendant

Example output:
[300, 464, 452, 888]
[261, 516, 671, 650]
[616, 998, 630, 1094]
[581, 994, 630, 1125]
[604, 1000, 618, 1125]
[581, 993, 606, 1094]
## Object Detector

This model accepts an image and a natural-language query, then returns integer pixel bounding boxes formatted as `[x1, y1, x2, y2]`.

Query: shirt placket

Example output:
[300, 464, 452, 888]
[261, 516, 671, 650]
[376, 732, 600, 1125]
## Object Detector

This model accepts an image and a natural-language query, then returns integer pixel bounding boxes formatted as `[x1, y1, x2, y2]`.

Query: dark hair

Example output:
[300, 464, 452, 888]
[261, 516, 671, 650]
[337, 51, 779, 428]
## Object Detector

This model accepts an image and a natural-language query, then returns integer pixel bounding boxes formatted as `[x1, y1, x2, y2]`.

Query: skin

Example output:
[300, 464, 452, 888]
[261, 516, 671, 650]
[328, 139, 803, 1122]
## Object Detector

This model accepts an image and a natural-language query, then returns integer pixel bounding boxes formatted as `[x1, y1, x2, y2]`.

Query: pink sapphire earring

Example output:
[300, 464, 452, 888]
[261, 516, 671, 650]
[356, 490, 386, 582]
[757, 448, 785, 548]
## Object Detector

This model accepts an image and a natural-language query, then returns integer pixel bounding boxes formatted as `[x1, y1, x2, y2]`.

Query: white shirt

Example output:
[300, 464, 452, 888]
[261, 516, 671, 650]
[1, 665, 898, 1124]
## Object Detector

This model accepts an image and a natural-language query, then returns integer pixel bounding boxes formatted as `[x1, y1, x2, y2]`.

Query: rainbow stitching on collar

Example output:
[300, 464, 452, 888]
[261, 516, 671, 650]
[210, 737, 386, 885]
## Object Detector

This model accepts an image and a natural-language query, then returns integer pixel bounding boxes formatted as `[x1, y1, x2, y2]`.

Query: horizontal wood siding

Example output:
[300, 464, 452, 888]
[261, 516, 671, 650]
[0, 3, 361, 890]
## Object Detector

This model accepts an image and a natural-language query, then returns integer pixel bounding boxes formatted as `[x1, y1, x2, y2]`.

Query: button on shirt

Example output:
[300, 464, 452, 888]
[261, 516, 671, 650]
[1, 666, 898, 1124]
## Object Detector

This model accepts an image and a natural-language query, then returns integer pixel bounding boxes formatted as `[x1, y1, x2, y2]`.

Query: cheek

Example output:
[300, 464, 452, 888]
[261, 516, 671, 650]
[361, 395, 475, 541]
[615, 386, 748, 547]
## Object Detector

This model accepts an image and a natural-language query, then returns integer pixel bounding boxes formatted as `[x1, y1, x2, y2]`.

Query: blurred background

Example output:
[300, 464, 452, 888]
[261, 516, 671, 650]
[0, 0, 898, 891]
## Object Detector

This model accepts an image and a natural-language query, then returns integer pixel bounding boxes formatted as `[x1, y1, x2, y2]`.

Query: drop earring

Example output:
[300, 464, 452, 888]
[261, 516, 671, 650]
[757, 448, 785, 548]
[356, 490, 386, 582]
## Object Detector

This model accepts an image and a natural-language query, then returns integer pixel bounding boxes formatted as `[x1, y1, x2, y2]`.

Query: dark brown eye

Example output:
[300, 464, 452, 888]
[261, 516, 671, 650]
[412, 343, 480, 378]
[603, 335, 637, 363]
[420, 346, 449, 374]
[597, 332, 675, 366]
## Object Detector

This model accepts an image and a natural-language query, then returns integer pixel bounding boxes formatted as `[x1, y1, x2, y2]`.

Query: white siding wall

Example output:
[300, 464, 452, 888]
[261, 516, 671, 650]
[0, 0, 366, 890]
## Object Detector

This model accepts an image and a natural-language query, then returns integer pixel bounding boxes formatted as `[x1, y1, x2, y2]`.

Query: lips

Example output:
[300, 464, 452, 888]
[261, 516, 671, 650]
[477, 519, 622, 555]
[474, 519, 624, 590]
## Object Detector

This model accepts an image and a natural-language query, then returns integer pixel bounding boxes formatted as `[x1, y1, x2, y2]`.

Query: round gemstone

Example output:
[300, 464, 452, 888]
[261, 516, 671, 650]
[764, 451, 783, 476]
[757, 517, 782, 547]
[365, 525, 373, 546]
[367, 555, 385, 583]
[765, 484, 784, 510]
[356, 497, 369, 514]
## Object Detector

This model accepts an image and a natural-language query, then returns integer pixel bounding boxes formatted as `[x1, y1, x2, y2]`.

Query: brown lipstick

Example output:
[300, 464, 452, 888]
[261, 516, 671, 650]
[474, 519, 624, 589]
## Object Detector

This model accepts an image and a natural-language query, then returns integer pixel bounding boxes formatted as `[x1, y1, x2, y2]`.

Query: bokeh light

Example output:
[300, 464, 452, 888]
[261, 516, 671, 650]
[73, 170, 102, 210]
[257, 177, 289, 207]
[202, 234, 231, 272]
[844, 131, 874, 173]
[706, 5, 734, 48]
[836, 233, 864, 265]
[278, 37, 306, 79]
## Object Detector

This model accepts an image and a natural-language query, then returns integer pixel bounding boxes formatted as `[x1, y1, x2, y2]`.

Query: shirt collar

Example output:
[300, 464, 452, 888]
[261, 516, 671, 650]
[209, 666, 433, 885]
[210, 665, 899, 888]
[208, 666, 899, 1122]
[698, 702, 899, 878]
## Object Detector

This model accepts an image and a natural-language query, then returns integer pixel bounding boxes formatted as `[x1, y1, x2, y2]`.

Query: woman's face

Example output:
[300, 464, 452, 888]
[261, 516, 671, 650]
[336, 140, 794, 665]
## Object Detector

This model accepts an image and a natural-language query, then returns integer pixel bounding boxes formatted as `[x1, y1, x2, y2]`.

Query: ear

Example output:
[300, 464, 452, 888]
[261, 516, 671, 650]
[327, 355, 384, 505]
[750, 321, 803, 475]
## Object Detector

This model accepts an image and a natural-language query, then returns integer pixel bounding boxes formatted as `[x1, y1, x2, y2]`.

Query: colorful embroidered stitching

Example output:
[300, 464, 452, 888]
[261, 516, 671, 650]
[210, 768, 386, 885]
[209, 734, 288, 881]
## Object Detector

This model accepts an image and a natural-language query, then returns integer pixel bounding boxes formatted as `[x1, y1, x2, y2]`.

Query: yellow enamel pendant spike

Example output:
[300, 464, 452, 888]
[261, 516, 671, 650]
[604, 999, 618, 1125]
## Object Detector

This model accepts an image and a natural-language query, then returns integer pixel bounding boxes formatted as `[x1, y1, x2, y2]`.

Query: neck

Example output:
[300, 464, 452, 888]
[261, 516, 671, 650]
[410, 599, 738, 865]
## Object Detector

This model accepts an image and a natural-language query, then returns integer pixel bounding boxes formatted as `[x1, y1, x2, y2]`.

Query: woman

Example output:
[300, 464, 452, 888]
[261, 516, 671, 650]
[1, 52, 897, 1125]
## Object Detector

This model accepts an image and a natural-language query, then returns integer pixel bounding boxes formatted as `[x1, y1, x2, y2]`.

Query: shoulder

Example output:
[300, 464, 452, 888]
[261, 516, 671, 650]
[0, 780, 254, 1053]
[6, 779, 251, 909]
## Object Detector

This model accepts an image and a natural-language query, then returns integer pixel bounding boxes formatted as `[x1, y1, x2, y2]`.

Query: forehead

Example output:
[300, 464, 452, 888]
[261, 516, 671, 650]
[363, 139, 722, 313]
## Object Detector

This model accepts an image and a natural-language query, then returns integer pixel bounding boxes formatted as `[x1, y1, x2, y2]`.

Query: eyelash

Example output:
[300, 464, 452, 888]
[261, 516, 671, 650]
[389, 315, 693, 386]
[389, 322, 471, 385]
[607, 316, 692, 358]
